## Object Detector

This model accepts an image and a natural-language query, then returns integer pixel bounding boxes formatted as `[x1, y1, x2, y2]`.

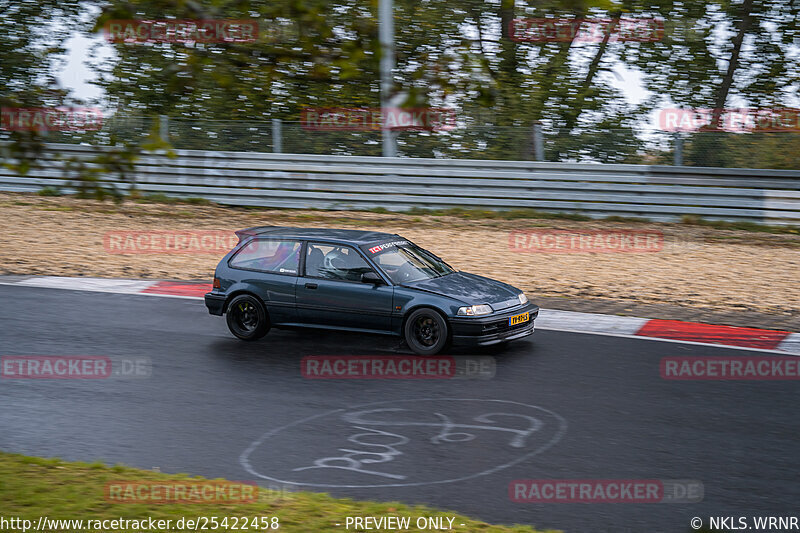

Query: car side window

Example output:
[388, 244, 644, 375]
[305, 243, 374, 282]
[229, 239, 301, 275]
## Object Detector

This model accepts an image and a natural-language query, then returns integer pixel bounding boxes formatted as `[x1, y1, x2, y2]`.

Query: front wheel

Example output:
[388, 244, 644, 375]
[226, 294, 270, 341]
[404, 308, 449, 355]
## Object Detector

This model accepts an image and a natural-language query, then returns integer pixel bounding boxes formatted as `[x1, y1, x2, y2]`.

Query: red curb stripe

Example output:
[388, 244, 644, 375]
[140, 281, 212, 298]
[636, 319, 790, 350]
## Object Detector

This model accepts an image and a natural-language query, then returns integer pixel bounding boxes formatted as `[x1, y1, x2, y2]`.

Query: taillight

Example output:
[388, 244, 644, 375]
[213, 277, 221, 289]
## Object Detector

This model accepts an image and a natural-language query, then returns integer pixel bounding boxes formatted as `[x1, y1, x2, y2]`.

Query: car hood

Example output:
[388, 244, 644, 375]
[402, 271, 522, 309]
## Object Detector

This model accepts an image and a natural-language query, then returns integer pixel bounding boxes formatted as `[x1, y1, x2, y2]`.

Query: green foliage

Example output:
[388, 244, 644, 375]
[684, 132, 800, 170]
[3, 0, 800, 171]
[0, 0, 85, 173]
[37, 186, 62, 196]
[87, 0, 648, 161]
[624, 0, 799, 129]
[57, 144, 141, 204]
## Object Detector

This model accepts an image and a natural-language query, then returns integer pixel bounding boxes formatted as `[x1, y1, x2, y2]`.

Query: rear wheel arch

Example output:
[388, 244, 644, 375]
[223, 289, 268, 316]
[226, 293, 270, 341]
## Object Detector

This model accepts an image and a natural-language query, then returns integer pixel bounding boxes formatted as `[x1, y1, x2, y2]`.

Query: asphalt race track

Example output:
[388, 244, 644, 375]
[1, 284, 798, 532]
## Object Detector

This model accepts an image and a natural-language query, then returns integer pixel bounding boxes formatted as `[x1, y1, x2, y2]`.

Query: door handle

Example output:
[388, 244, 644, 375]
[305, 283, 318, 289]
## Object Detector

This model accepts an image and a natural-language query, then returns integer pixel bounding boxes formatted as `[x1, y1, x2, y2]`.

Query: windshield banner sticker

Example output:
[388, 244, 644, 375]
[368, 240, 410, 254]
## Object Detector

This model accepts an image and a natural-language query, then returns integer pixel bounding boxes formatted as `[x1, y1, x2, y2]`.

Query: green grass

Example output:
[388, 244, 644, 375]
[182, 197, 213, 206]
[397, 208, 799, 234]
[128, 192, 213, 206]
[679, 214, 800, 234]
[603, 215, 652, 223]
[37, 186, 63, 197]
[132, 192, 179, 204]
[399, 207, 593, 221]
[255, 205, 800, 234]
[331, 217, 375, 226]
[0, 451, 554, 533]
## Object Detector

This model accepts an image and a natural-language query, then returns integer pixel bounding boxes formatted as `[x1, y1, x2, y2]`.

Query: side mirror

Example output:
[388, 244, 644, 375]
[361, 271, 383, 284]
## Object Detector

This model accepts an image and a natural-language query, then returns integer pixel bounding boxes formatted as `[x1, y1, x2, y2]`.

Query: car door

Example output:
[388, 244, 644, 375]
[227, 238, 301, 324]
[296, 242, 394, 331]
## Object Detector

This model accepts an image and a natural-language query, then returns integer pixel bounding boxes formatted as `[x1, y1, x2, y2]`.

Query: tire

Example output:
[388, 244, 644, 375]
[404, 308, 449, 355]
[226, 294, 270, 341]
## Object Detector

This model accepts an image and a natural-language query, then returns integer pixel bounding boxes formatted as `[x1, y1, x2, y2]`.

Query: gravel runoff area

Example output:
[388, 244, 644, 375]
[2, 192, 799, 323]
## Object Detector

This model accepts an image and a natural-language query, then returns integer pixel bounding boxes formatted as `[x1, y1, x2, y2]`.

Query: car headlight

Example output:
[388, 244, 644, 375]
[457, 304, 493, 316]
[518, 293, 528, 305]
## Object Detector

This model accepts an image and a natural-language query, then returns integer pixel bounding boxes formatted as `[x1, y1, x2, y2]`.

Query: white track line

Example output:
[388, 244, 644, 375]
[12, 276, 157, 294]
[777, 333, 800, 355]
[537, 308, 649, 336]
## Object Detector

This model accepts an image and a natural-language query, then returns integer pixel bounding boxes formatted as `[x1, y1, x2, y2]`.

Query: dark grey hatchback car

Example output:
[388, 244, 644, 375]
[205, 226, 538, 355]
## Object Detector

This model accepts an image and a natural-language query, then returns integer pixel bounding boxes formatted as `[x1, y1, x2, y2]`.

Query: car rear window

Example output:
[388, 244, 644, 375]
[229, 239, 301, 275]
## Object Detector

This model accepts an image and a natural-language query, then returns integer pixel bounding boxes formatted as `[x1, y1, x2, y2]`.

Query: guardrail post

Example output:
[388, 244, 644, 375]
[533, 123, 544, 161]
[159, 115, 169, 143]
[673, 132, 683, 166]
[272, 119, 282, 153]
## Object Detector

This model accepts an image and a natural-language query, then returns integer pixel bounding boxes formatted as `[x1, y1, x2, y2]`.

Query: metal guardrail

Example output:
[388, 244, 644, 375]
[1, 143, 799, 224]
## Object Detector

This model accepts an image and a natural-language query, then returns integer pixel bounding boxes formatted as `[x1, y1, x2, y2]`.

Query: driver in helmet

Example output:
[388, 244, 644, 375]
[321, 249, 350, 280]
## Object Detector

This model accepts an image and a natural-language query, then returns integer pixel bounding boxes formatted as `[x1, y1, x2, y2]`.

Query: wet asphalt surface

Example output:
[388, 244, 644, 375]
[1, 284, 798, 533]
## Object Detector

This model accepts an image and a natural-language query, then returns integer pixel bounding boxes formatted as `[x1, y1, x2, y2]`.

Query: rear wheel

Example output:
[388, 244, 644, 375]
[404, 308, 449, 355]
[226, 294, 270, 341]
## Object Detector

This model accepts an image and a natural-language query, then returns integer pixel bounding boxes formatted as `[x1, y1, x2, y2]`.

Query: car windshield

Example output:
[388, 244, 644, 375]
[367, 243, 454, 284]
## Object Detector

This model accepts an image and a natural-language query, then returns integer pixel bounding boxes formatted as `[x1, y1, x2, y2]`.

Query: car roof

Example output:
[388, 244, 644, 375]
[236, 226, 403, 245]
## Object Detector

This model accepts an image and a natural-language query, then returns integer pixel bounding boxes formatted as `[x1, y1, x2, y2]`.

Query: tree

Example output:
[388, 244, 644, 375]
[0, 0, 85, 173]
[91, 0, 647, 160]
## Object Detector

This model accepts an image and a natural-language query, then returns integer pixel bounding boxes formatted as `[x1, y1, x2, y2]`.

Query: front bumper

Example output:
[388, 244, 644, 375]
[205, 292, 226, 316]
[450, 303, 539, 346]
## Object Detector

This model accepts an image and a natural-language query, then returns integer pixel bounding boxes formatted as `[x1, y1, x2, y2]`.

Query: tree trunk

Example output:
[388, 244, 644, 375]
[710, 0, 754, 129]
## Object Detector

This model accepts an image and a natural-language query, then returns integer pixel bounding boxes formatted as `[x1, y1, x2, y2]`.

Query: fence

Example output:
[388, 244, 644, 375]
[10, 115, 800, 169]
[1, 143, 799, 225]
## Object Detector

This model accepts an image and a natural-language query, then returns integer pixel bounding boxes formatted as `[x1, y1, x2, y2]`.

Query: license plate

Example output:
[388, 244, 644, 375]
[509, 312, 530, 326]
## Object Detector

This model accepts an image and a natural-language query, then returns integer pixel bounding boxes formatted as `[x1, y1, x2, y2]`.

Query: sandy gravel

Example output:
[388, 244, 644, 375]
[1, 192, 799, 316]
